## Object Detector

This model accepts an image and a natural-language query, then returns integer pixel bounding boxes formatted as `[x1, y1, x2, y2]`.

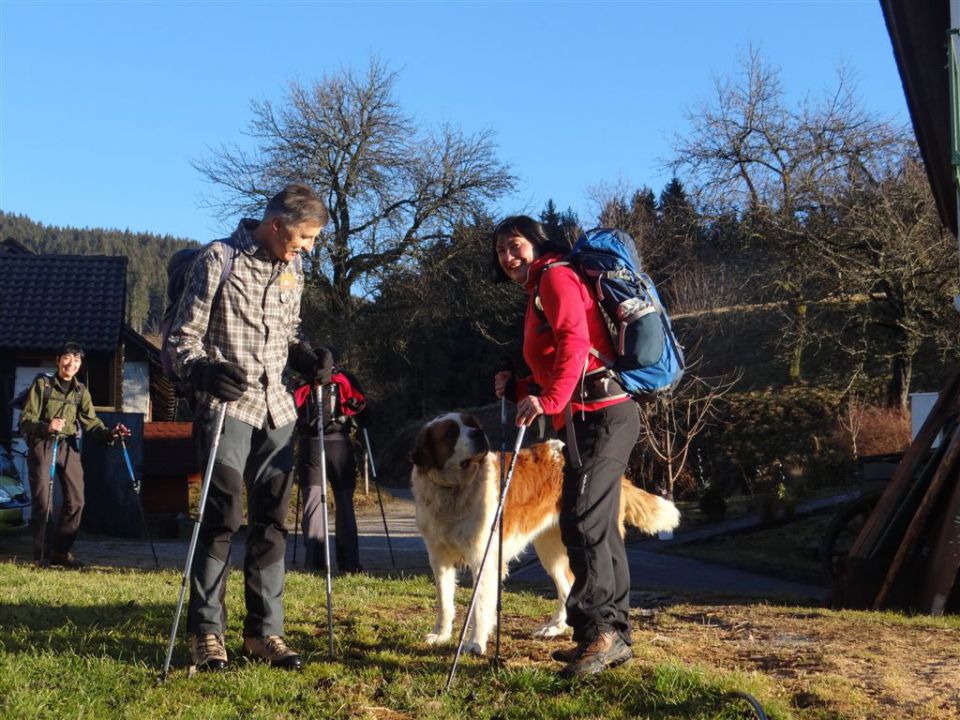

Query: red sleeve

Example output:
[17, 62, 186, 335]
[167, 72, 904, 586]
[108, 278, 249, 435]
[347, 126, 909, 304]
[537, 266, 591, 414]
[514, 376, 531, 402]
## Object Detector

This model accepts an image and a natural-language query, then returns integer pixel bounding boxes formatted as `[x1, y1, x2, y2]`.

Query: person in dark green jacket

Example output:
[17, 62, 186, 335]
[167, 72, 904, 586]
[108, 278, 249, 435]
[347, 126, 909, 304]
[18, 341, 129, 567]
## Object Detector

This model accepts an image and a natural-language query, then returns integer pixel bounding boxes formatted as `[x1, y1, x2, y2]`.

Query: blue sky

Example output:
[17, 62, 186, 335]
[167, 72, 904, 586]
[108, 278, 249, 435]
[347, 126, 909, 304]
[1, 1, 908, 242]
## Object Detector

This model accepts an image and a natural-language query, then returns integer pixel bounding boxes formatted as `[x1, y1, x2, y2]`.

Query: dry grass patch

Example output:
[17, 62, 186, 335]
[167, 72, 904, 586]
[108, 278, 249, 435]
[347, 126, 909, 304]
[637, 601, 960, 719]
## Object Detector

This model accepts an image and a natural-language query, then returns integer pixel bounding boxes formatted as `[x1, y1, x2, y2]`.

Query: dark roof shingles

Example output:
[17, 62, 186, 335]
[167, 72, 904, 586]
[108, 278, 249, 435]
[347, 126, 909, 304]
[0, 254, 127, 352]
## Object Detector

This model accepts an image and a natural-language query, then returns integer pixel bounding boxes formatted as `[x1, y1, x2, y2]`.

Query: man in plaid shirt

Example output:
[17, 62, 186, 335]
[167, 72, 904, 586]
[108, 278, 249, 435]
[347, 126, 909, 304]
[167, 183, 333, 672]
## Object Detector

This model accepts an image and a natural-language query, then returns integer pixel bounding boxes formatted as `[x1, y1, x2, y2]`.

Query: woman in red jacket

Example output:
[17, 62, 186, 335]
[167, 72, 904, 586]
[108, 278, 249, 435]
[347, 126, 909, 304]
[492, 215, 640, 679]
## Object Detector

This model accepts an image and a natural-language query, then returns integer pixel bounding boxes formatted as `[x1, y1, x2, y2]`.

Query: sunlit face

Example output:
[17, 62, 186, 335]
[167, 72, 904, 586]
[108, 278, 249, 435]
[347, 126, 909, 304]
[495, 233, 537, 284]
[268, 218, 323, 262]
[57, 352, 82, 382]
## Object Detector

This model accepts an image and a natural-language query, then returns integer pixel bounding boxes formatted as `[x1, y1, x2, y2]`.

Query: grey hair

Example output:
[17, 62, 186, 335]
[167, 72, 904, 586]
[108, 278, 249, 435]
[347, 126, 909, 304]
[263, 183, 329, 227]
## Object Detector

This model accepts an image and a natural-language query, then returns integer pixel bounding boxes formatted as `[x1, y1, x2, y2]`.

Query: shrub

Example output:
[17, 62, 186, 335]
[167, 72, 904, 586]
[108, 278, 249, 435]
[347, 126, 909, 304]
[696, 387, 844, 493]
[698, 484, 727, 522]
[832, 401, 911, 458]
[753, 460, 798, 525]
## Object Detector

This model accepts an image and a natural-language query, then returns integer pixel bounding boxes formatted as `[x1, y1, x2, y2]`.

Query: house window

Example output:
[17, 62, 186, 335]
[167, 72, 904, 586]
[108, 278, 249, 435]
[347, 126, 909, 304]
[84, 355, 116, 409]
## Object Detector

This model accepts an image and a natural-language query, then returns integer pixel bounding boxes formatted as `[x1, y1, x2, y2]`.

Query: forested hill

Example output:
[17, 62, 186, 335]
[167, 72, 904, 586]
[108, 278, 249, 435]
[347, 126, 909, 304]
[0, 210, 198, 333]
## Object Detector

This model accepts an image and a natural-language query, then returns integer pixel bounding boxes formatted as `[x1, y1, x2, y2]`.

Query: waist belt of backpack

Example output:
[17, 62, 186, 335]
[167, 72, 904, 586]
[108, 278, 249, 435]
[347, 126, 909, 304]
[571, 367, 629, 404]
[323, 418, 349, 435]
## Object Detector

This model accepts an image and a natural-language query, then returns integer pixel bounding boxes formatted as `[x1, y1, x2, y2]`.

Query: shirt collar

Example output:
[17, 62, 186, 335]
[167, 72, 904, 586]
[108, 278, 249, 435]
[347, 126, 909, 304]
[234, 218, 295, 266]
[52, 373, 77, 392]
[233, 218, 263, 257]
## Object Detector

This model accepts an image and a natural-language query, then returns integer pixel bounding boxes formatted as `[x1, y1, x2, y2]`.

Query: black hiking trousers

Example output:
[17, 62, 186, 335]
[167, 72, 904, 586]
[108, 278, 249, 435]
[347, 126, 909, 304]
[559, 399, 640, 646]
[297, 430, 360, 572]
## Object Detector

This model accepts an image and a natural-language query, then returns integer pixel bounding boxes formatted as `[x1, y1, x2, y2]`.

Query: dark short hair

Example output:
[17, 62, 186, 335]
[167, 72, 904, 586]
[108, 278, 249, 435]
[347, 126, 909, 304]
[58, 341, 84, 358]
[263, 183, 329, 227]
[489, 215, 567, 283]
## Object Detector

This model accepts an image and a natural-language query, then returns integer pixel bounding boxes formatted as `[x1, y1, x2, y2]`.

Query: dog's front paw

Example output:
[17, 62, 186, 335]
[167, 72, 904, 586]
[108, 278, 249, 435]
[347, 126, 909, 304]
[425, 631, 451, 646]
[465, 640, 486, 657]
[532, 622, 569, 639]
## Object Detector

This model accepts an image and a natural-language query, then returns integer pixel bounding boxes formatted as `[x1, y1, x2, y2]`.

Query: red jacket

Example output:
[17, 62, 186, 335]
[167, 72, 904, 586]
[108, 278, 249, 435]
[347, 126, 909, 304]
[518, 253, 629, 429]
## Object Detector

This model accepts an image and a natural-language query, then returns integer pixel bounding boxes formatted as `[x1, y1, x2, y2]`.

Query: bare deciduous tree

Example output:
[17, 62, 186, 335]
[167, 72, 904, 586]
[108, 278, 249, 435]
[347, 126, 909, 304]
[671, 46, 907, 384]
[815, 154, 958, 410]
[639, 365, 742, 498]
[194, 59, 515, 327]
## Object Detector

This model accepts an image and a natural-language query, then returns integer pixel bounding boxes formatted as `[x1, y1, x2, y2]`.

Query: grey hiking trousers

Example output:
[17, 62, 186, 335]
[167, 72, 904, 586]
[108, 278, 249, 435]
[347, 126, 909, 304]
[188, 413, 296, 638]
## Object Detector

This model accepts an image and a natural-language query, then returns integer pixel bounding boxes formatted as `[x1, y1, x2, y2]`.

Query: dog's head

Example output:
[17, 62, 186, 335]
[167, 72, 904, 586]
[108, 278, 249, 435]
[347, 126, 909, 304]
[411, 412, 490, 486]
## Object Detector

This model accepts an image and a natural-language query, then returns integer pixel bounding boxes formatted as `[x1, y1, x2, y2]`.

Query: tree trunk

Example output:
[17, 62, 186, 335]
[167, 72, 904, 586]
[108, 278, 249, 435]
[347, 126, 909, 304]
[787, 299, 807, 385]
[886, 354, 912, 412]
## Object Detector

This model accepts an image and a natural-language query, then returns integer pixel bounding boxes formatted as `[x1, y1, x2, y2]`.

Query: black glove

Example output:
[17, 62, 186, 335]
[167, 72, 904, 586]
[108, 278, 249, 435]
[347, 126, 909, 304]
[315, 346, 334, 384]
[288, 342, 318, 377]
[289, 343, 334, 384]
[192, 360, 248, 401]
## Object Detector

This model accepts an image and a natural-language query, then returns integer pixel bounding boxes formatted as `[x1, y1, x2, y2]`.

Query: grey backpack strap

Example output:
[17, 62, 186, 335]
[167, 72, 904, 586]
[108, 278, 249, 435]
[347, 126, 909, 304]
[211, 237, 238, 306]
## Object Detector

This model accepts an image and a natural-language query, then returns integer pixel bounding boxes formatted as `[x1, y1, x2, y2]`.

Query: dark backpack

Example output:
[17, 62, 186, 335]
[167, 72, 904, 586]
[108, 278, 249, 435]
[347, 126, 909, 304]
[159, 237, 238, 392]
[12, 372, 84, 435]
[294, 371, 367, 433]
[535, 228, 685, 400]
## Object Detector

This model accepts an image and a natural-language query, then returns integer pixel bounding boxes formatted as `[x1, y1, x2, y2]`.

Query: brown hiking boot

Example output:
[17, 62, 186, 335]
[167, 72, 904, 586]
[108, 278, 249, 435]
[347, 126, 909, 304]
[551, 642, 587, 664]
[49, 552, 85, 569]
[242, 635, 303, 670]
[190, 633, 228, 672]
[558, 631, 633, 679]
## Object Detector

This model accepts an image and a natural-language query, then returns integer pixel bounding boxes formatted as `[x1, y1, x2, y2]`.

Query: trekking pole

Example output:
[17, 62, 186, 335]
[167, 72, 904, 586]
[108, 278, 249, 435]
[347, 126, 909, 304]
[291, 472, 302, 565]
[316, 385, 335, 658]
[493, 357, 512, 665]
[159, 401, 228, 683]
[445, 423, 527, 692]
[119, 438, 160, 570]
[38, 434, 60, 564]
[361, 427, 396, 572]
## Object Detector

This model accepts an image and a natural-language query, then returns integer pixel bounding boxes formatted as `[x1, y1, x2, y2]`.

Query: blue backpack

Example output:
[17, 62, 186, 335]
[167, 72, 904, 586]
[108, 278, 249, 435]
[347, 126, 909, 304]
[536, 228, 685, 400]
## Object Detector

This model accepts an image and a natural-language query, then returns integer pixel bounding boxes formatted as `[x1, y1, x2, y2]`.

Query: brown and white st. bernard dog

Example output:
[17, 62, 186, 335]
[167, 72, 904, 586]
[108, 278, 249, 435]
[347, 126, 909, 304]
[410, 411, 680, 656]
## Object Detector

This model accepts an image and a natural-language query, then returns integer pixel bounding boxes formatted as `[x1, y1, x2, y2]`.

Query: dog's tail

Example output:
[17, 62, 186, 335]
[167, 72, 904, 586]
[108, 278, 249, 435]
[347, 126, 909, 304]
[618, 480, 681, 536]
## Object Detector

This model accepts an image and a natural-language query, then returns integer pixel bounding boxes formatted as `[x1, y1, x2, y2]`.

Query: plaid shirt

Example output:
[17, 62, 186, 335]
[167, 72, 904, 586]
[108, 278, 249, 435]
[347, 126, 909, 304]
[168, 219, 304, 428]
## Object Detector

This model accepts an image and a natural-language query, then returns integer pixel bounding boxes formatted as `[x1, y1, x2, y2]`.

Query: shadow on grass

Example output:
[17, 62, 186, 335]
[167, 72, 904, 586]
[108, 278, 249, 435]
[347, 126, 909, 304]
[0, 599, 178, 665]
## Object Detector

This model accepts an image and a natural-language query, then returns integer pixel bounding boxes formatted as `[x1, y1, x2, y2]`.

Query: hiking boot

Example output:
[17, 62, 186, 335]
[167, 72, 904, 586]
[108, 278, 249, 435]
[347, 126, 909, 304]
[49, 552, 85, 569]
[190, 633, 228, 672]
[551, 642, 587, 664]
[558, 631, 633, 679]
[242, 635, 303, 670]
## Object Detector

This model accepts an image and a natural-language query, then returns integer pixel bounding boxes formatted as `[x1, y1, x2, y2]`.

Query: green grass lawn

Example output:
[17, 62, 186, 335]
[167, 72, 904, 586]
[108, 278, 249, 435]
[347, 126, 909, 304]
[1, 562, 958, 719]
